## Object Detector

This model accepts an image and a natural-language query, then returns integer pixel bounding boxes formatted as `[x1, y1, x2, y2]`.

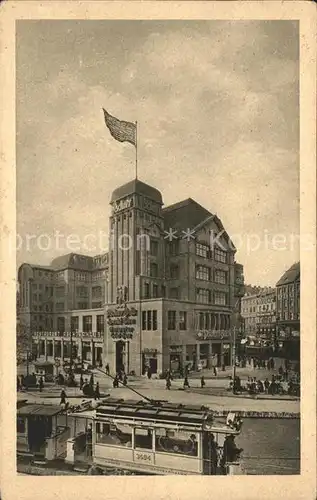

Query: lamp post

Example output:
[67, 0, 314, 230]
[232, 325, 236, 394]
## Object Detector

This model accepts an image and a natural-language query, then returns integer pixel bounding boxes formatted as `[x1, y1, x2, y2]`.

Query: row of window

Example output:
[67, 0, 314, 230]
[196, 289, 228, 306]
[95, 422, 198, 457]
[196, 266, 227, 284]
[196, 243, 227, 263]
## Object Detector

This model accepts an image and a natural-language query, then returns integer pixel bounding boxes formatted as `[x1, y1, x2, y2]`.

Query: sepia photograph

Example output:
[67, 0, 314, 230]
[14, 18, 303, 477]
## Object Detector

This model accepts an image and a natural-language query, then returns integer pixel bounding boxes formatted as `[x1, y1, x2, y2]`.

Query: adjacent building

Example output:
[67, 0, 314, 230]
[18, 254, 108, 366]
[241, 286, 276, 344]
[275, 262, 300, 359]
[18, 178, 245, 375]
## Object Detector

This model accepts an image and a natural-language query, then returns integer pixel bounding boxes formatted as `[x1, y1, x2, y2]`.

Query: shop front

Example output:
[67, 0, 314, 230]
[142, 348, 158, 374]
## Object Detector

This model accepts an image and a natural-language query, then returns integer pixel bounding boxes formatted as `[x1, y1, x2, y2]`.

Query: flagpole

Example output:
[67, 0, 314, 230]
[135, 121, 138, 179]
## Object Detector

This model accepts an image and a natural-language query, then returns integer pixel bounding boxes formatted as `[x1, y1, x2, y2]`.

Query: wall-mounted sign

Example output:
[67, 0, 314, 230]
[32, 331, 103, 339]
[107, 306, 138, 318]
[196, 330, 231, 341]
[112, 197, 133, 214]
[143, 348, 158, 354]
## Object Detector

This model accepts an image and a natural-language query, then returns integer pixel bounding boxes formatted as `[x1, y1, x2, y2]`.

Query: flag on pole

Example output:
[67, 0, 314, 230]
[102, 108, 136, 147]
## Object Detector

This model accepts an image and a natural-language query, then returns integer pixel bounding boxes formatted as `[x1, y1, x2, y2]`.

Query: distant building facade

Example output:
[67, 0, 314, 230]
[241, 286, 276, 344]
[18, 254, 108, 366]
[275, 262, 300, 359]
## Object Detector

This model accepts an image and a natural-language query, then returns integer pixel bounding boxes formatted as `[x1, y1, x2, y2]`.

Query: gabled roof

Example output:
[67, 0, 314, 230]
[163, 198, 236, 251]
[276, 262, 300, 287]
[163, 198, 212, 231]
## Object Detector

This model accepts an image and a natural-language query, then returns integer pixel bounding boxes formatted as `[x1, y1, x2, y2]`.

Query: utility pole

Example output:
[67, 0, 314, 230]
[232, 325, 236, 394]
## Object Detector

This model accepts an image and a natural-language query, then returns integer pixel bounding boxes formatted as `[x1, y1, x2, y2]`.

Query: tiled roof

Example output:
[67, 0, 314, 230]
[163, 198, 212, 231]
[276, 262, 300, 287]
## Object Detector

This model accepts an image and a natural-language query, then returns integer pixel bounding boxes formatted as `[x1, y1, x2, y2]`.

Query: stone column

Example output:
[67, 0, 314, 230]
[61, 339, 64, 361]
[44, 339, 47, 360]
[52, 339, 55, 359]
[91, 340, 95, 365]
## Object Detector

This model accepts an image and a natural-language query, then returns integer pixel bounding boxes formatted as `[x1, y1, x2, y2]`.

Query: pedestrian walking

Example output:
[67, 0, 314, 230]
[213, 366, 217, 376]
[147, 367, 152, 379]
[105, 363, 110, 376]
[89, 373, 94, 387]
[183, 376, 190, 389]
[166, 378, 171, 390]
[94, 382, 100, 400]
[113, 375, 119, 388]
[80, 374, 84, 390]
[60, 389, 67, 405]
[200, 376, 205, 388]
[17, 376, 21, 391]
[39, 376, 44, 392]
[123, 373, 128, 386]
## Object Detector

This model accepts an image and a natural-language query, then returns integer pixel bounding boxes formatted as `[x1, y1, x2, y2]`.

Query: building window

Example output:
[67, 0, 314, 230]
[161, 285, 166, 298]
[92, 286, 102, 298]
[142, 311, 147, 330]
[77, 302, 89, 310]
[57, 317, 65, 333]
[71, 316, 79, 332]
[153, 284, 158, 298]
[169, 287, 179, 299]
[144, 283, 150, 299]
[136, 250, 141, 275]
[170, 264, 179, 279]
[214, 269, 227, 284]
[168, 311, 176, 330]
[179, 311, 187, 330]
[168, 240, 179, 256]
[214, 292, 227, 306]
[153, 310, 158, 330]
[147, 311, 152, 330]
[56, 302, 65, 312]
[55, 285, 65, 297]
[196, 288, 210, 304]
[214, 248, 227, 263]
[196, 265, 210, 281]
[150, 263, 158, 278]
[97, 315, 105, 333]
[95, 422, 132, 447]
[150, 240, 159, 256]
[83, 315, 92, 333]
[196, 243, 209, 258]
[76, 286, 88, 298]
[142, 311, 157, 331]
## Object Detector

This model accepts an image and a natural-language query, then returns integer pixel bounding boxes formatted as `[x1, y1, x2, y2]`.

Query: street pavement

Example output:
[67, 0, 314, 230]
[17, 366, 300, 414]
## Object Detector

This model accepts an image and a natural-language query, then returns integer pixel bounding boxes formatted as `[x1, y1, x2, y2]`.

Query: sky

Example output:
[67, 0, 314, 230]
[16, 20, 300, 286]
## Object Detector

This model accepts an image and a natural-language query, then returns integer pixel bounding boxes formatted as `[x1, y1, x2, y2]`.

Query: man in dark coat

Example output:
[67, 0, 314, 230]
[94, 382, 100, 400]
[60, 389, 67, 405]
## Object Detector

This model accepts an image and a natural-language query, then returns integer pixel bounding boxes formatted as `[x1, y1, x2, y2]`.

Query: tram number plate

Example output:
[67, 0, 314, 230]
[134, 452, 153, 464]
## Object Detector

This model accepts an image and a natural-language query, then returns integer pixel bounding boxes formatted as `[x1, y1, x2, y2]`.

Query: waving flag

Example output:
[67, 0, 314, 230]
[102, 108, 136, 146]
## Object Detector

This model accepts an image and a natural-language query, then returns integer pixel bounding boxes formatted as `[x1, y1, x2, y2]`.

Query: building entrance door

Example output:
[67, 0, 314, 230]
[115, 341, 125, 373]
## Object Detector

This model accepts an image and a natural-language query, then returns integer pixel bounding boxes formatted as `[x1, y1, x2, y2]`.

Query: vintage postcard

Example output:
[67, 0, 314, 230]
[0, 1, 316, 500]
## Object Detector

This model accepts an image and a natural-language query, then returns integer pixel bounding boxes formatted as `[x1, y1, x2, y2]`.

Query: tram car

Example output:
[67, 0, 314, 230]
[91, 398, 243, 475]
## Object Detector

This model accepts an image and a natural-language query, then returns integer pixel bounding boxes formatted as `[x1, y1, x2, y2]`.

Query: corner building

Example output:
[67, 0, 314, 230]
[105, 179, 244, 375]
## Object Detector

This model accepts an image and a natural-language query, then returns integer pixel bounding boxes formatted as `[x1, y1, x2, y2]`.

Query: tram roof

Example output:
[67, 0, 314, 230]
[95, 398, 214, 424]
[17, 404, 62, 417]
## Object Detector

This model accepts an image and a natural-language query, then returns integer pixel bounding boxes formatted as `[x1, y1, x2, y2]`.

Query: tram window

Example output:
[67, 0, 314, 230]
[95, 422, 132, 448]
[155, 429, 198, 457]
[17, 417, 25, 434]
[134, 428, 153, 450]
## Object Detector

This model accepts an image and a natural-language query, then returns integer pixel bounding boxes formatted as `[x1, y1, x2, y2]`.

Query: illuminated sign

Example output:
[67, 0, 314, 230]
[112, 197, 133, 214]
